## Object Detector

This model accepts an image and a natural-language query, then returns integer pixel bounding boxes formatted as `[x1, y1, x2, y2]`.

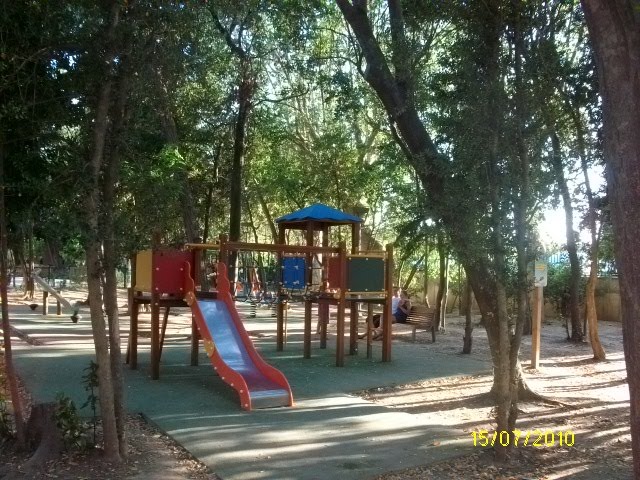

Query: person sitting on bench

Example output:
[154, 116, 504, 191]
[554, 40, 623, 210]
[368, 289, 411, 340]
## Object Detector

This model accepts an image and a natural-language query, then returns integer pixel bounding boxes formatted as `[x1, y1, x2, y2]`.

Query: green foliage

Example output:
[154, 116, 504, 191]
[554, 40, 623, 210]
[54, 393, 88, 451]
[81, 360, 99, 445]
[545, 263, 585, 317]
[0, 399, 12, 440]
[597, 222, 617, 275]
[0, 0, 603, 312]
[0, 345, 12, 439]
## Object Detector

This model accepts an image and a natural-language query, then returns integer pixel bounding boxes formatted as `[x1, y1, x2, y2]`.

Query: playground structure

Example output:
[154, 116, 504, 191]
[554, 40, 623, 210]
[126, 247, 200, 380]
[126, 204, 393, 409]
[126, 245, 293, 410]
[184, 204, 395, 366]
[32, 272, 80, 322]
[274, 204, 393, 364]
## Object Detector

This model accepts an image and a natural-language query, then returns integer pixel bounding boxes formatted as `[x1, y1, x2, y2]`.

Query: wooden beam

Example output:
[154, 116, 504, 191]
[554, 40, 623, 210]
[336, 241, 347, 367]
[277, 224, 286, 351]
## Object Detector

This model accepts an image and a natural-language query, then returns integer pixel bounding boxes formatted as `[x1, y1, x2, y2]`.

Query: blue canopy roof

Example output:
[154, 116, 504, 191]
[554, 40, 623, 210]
[275, 203, 362, 225]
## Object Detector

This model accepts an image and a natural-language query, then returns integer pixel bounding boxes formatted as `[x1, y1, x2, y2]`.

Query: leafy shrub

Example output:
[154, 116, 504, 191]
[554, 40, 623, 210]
[54, 393, 88, 450]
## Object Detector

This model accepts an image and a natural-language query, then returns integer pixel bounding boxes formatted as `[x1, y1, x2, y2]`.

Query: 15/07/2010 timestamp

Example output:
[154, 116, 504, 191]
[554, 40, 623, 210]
[471, 429, 575, 447]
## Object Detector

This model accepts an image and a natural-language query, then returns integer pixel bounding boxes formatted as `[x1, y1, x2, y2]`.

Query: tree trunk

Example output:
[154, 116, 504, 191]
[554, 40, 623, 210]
[510, 4, 531, 436]
[440, 254, 449, 328]
[457, 263, 463, 315]
[434, 232, 446, 330]
[550, 132, 583, 342]
[0, 138, 26, 445]
[402, 253, 423, 292]
[228, 71, 253, 283]
[22, 403, 63, 472]
[585, 239, 606, 360]
[202, 144, 222, 244]
[24, 222, 34, 300]
[462, 277, 473, 354]
[82, 1, 122, 461]
[581, 1, 640, 475]
[101, 71, 130, 458]
[576, 116, 606, 360]
[335, 0, 516, 461]
[253, 184, 278, 244]
[202, 182, 214, 245]
[423, 240, 430, 307]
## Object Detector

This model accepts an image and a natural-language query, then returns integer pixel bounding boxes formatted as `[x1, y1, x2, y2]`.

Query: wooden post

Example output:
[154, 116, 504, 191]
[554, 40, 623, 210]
[126, 253, 137, 368]
[320, 225, 330, 349]
[303, 298, 312, 359]
[56, 299, 61, 316]
[336, 241, 347, 367]
[349, 223, 361, 355]
[366, 303, 373, 359]
[151, 231, 161, 380]
[191, 316, 199, 366]
[159, 307, 170, 356]
[531, 285, 543, 368]
[303, 222, 314, 359]
[42, 290, 49, 315]
[277, 225, 286, 351]
[382, 244, 394, 362]
[129, 254, 137, 315]
[218, 234, 228, 265]
[193, 247, 202, 290]
[129, 300, 139, 369]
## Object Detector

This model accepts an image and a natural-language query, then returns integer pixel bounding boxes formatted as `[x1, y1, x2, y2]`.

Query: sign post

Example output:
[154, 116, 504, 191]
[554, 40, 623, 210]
[531, 261, 547, 369]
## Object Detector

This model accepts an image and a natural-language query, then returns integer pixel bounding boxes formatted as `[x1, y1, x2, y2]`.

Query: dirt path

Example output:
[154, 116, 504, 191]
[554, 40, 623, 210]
[358, 313, 632, 479]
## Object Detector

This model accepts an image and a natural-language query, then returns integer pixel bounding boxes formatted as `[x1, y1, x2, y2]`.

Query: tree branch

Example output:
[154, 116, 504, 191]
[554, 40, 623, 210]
[208, 8, 247, 60]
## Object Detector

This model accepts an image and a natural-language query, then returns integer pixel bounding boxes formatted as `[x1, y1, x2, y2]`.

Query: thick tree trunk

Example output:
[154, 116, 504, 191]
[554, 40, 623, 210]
[581, 1, 640, 475]
[335, 0, 517, 461]
[550, 132, 583, 342]
[510, 5, 531, 435]
[22, 403, 63, 472]
[0, 139, 26, 444]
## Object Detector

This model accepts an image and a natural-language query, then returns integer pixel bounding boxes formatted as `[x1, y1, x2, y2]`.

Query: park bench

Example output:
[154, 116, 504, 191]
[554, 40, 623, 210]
[405, 305, 436, 342]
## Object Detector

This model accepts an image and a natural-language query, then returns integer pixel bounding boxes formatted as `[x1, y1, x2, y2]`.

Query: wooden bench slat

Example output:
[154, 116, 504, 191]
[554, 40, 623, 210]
[405, 306, 436, 342]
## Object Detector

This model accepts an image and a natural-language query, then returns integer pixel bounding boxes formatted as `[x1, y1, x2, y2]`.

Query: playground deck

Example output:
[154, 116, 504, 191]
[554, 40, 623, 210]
[9, 297, 490, 480]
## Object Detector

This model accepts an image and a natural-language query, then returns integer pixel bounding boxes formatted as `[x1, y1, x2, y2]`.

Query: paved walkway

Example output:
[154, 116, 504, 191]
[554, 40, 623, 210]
[9, 299, 490, 480]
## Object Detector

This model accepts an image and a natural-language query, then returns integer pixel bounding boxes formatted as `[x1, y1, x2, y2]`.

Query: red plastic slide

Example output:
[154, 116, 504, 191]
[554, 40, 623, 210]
[184, 262, 293, 411]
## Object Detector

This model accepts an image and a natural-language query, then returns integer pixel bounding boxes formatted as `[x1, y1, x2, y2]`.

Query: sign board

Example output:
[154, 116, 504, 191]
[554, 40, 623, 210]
[533, 261, 547, 287]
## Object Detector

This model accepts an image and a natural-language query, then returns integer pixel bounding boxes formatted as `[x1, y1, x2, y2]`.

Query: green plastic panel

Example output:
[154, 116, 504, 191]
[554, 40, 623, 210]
[347, 257, 384, 293]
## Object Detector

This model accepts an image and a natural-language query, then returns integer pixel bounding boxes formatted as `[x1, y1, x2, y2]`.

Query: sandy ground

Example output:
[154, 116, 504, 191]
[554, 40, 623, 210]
[360, 311, 632, 479]
[0, 284, 634, 479]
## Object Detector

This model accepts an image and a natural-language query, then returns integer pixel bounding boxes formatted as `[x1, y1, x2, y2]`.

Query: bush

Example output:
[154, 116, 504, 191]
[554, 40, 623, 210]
[54, 393, 88, 450]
